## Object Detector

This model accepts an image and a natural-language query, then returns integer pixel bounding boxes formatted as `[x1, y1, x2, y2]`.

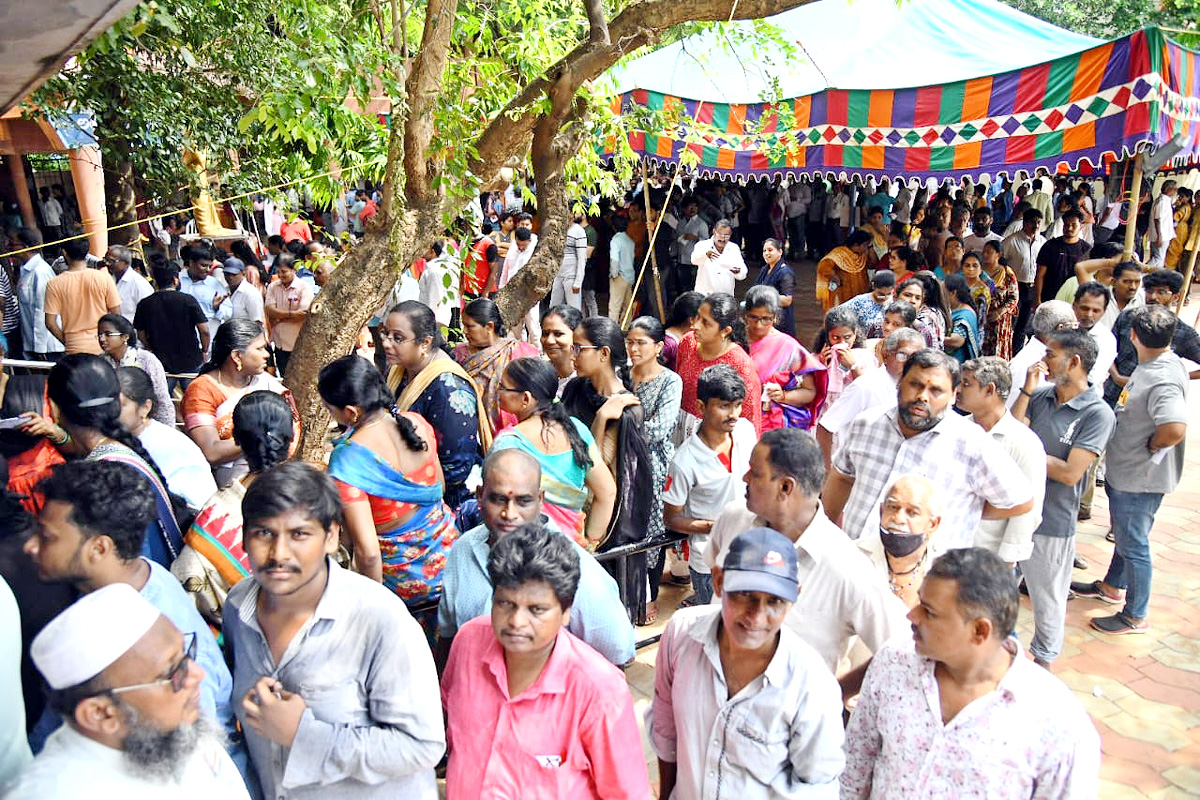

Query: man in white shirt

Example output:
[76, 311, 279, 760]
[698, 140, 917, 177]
[651, 528, 844, 800]
[1006, 301, 1078, 409]
[815, 328, 923, 470]
[707, 429, 909, 699]
[675, 199, 709, 294]
[842, 548, 1100, 799]
[608, 216, 636, 321]
[7, 584, 250, 799]
[549, 214, 588, 310]
[220, 258, 265, 324]
[785, 181, 810, 259]
[957, 357, 1046, 565]
[1001, 208, 1045, 344]
[104, 245, 153, 324]
[14, 228, 64, 360]
[962, 207, 1002, 254]
[691, 219, 746, 296]
[1147, 180, 1178, 268]
[418, 241, 460, 330]
[38, 186, 64, 242]
[1072, 282, 1118, 386]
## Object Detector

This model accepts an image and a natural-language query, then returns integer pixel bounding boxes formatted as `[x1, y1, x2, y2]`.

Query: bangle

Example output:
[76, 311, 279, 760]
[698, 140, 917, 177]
[1019, 389, 1032, 397]
[52, 429, 71, 446]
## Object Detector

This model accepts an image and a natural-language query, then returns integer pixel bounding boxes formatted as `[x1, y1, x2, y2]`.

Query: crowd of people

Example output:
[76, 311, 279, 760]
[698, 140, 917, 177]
[0, 167, 1195, 798]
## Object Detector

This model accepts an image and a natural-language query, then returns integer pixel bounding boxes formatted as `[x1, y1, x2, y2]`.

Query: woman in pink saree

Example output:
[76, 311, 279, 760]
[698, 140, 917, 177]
[744, 285, 828, 431]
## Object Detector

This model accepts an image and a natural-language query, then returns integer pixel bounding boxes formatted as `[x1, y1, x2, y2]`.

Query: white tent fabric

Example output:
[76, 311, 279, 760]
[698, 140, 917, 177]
[607, 0, 1099, 103]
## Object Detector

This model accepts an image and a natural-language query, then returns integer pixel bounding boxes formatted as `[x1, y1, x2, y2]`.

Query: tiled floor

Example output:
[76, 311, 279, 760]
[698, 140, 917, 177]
[625, 266, 1200, 797]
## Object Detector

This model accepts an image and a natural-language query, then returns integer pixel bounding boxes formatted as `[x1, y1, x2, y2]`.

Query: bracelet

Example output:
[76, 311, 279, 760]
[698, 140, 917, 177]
[1019, 389, 1032, 397]
[52, 429, 72, 446]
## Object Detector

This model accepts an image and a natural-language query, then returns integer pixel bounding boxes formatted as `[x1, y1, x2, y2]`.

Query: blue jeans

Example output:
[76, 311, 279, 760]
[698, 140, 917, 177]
[689, 569, 713, 605]
[1101, 487, 1164, 620]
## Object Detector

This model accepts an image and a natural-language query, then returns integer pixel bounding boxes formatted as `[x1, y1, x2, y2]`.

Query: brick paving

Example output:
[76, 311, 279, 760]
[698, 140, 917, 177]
[625, 264, 1200, 798]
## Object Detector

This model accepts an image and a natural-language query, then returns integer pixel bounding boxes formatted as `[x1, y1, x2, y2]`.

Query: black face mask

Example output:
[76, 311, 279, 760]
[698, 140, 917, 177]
[879, 526, 926, 558]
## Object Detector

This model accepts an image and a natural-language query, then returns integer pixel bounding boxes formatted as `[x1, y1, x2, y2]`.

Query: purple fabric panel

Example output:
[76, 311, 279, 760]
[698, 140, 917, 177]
[988, 71, 1019, 118]
[891, 89, 917, 129]
[1099, 38, 1130, 91]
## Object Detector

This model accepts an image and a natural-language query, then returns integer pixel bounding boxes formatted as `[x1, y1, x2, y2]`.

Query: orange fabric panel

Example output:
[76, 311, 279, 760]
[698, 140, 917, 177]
[794, 96, 811, 129]
[1070, 43, 1113, 103]
[862, 145, 885, 170]
[962, 77, 992, 121]
[952, 141, 982, 169]
[1063, 120, 1096, 154]
[867, 91, 894, 128]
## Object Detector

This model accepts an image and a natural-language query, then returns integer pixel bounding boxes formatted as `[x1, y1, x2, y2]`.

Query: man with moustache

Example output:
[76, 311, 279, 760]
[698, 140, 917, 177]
[652, 528, 845, 800]
[823, 349, 1034, 548]
[222, 462, 445, 799]
[1011, 329, 1114, 667]
[842, 548, 1100, 799]
[6, 584, 249, 798]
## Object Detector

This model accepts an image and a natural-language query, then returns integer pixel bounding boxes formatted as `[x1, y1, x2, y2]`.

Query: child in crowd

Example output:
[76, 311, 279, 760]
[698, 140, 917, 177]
[662, 365, 757, 606]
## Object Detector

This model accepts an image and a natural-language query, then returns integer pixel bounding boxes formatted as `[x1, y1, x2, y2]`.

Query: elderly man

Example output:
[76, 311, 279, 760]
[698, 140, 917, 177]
[221, 257, 265, 324]
[6, 584, 249, 797]
[23, 461, 238, 758]
[816, 328, 925, 470]
[692, 218, 746, 296]
[441, 524, 649, 799]
[223, 463, 445, 799]
[1005, 300, 1078, 408]
[104, 244, 153, 323]
[654, 527, 844, 800]
[437, 448, 634, 666]
[1012, 329, 1115, 667]
[855, 474, 941, 610]
[824, 349, 1034, 548]
[707, 429, 907, 698]
[842, 548, 1100, 799]
[957, 357, 1046, 565]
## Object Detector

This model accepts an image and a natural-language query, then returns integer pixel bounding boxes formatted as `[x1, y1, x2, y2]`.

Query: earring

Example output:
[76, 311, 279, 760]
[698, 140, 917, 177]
[234, 359, 243, 372]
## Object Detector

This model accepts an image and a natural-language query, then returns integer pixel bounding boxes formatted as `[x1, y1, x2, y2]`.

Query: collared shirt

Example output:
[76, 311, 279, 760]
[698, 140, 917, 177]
[677, 216, 710, 265]
[838, 293, 888, 334]
[1097, 287, 1142, 332]
[264, 279, 314, 351]
[436, 522, 636, 665]
[691, 237, 747, 296]
[1026, 385, 1114, 539]
[706, 502, 909, 673]
[648, 606, 845, 800]
[817, 365, 897, 438]
[842, 639, 1100, 799]
[179, 273, 229, 325]
[229, 280, 265, 324]
[4, 724, 249, 800]
[609, 231, 636, 284]
[1104, 308, 1200, 405]
[17, 254, 63, 354]
[1000, 230, 1044, 284]
[442, 617, 649, 800]
[1107, 351, 1189, 494]
[1005, 338, 1047, 408]
[224, 559, 444, 799]
[972, 411, 1046, 562]
[833, 407, 1032, 547]
[114, 267, 153, 322]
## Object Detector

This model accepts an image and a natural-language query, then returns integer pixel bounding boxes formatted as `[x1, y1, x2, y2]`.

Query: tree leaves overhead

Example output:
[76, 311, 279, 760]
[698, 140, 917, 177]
[1000, 0, 1197, 46]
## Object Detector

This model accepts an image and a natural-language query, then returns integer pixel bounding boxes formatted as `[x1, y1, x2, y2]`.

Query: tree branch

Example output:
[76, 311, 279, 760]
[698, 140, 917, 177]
[584, 0, 610, 44]
[403, 0, 457, 204]
[471, 0, 817, 184]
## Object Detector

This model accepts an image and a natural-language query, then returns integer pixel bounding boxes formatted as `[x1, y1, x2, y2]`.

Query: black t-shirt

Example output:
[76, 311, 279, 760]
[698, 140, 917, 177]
[133, 290, 208, 372]
[1035, 237, 1091, 302]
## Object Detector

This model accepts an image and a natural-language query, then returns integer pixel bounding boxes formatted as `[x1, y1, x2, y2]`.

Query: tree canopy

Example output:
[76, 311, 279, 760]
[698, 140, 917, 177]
[1002, 0, 1198, 46]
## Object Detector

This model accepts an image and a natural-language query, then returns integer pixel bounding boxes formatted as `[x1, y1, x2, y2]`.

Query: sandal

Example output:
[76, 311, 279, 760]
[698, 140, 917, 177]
[678, 594, 706, 608]
[641, 603, 658, 626]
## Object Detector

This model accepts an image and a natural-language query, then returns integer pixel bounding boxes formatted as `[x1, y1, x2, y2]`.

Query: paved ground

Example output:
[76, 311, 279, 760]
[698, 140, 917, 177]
[624, 263, 1200, 798]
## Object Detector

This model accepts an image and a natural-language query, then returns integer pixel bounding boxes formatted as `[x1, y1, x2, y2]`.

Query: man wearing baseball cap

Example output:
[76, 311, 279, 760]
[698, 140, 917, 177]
[5, 583, 249, 797]
[219, 256, 264, 324]
[649, 528, 845, 799]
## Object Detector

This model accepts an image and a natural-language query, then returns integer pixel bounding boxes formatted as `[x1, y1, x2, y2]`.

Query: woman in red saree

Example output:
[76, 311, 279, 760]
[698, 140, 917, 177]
[744, 285, 827, 431]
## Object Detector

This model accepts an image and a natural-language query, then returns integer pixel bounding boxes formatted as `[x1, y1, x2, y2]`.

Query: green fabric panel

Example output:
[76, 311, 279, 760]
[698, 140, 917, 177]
[702, 145, 720, 166]
[847, 91, 872, 127]
[768, 150, 786, 168]
[1035, 131, 1064, 160]
[1045, 54, 1079, 109]
[842, 146, 863, 168]
[938, 81, 966, 125]
[647, 91, 665, 112]
[645, 133, 659, 154]
[711, 104, 730, 132]
[930, 146, 955, 171]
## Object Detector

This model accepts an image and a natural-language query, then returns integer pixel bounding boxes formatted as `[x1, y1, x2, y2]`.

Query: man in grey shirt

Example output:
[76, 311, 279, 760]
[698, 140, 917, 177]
[1073, 305, 1189, 635]
[1011, 329, 1114, 667]
[223, 463, 444, 799]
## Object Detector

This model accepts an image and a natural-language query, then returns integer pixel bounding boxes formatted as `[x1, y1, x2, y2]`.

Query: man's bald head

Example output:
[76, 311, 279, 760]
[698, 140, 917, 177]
[478, 448, 545, 540]
[880, 473, 942, 541]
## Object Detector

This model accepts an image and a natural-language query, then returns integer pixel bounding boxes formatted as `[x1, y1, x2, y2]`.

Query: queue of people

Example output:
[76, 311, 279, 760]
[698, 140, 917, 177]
[0, 168, 1195, 800]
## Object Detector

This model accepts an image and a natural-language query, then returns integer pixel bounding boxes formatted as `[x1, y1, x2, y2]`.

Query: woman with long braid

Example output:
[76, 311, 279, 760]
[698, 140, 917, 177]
[18, 354, 184, 566]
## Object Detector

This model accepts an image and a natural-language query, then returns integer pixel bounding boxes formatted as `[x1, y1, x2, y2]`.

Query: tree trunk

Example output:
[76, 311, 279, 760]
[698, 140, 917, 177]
[104, 139, 139, 247]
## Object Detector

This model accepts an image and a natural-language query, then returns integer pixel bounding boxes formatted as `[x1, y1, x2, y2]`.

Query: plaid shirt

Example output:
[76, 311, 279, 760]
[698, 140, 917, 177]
[832, 407, 1032, 547]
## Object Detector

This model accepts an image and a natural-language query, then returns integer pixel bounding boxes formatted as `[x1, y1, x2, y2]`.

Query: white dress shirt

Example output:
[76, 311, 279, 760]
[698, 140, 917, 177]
[649, 606, 845, 800]
[706, 502, 910, 674]
[972, 411, 1047, 563]
[1086, 323, 1117, 389]
[228, 280, 265, 324]
[691, 237, 746, 296]
[817, 365, 897, 442]
[17, 254, 63, 354]
[1006, 338, 1047, 408]
[1000, 230, 1045, 284]
[115, 268, 153, 322]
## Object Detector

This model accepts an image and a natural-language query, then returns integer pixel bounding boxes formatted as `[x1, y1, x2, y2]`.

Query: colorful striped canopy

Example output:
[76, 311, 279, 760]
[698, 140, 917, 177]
[603, 27, 1200, 182]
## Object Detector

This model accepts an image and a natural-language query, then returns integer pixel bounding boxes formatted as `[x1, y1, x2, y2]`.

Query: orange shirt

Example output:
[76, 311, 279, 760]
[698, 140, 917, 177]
[43, 268, 121, 354]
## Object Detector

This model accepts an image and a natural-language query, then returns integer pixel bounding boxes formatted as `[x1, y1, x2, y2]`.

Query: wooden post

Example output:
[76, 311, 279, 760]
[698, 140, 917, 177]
[1122, 156, 1144, 262]
[1176, 204, 1200, 317]
[641, 161, 666, 319]
[623, 163, 680, 328]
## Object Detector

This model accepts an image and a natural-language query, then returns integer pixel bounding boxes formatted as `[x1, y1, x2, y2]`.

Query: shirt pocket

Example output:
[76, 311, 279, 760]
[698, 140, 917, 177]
[730, 712, 792, 786]
[298, 680, 370, 726]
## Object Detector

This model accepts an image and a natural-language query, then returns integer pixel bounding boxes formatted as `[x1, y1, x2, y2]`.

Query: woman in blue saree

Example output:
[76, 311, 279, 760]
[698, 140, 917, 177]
[943, 273, 982, 363]
[319, 356, 458, 633]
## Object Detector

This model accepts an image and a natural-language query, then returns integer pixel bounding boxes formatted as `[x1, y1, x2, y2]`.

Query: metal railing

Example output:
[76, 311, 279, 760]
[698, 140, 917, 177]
[2, 358, 198, 381]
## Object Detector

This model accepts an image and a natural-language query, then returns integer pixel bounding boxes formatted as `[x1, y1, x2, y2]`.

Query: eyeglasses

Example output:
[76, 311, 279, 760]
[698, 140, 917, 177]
[744, 313, 775, 325]
[624, 338, 656, 349]
[497, 385, 524, 394]
[378, 330, 415, 345]
[97, 331, 126, 340]
[108, 633, 197, 696]
[571, 344, 600, 356]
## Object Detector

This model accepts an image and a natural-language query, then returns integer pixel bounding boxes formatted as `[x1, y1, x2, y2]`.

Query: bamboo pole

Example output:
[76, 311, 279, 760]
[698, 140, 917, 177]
[622, 162, 681, 328]
[1176, 204, 1200, 318]
[1122, 157, 1145, 262]
[641, 161, 667, 320]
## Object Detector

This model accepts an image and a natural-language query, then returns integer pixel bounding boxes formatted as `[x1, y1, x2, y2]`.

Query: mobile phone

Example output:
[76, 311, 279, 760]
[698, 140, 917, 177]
[0, 417, 26, 431]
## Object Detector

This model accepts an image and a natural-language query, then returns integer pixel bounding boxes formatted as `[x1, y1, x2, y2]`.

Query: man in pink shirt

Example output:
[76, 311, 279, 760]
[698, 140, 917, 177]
[263, 252, 313, 375]
[441, 524, 649, 799]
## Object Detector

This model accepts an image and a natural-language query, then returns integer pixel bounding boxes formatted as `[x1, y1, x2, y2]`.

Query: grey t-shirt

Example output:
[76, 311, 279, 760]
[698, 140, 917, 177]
[1027, 385, 1115, 538]
[1106, 352, 1189, 494]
